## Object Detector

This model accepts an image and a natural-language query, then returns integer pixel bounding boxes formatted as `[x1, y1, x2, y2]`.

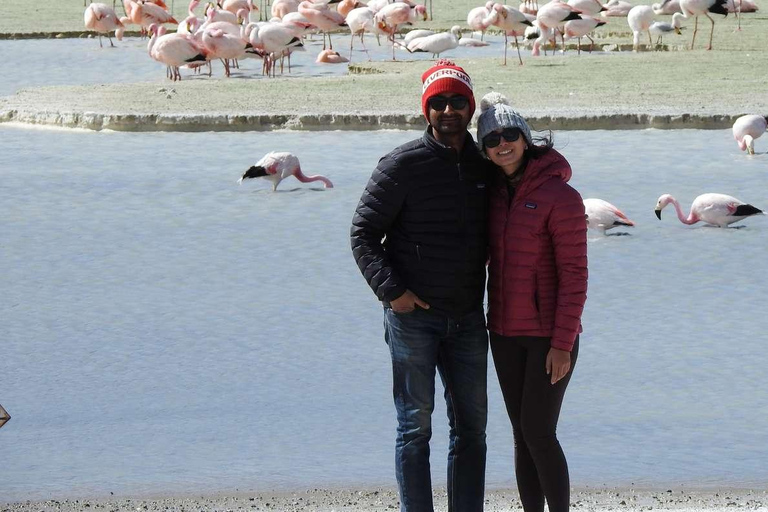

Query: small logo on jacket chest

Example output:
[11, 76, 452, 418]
[524, 202, 537, 209]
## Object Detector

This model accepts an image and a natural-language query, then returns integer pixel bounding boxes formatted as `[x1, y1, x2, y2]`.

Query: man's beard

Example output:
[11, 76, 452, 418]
[434, 115, 468, 136]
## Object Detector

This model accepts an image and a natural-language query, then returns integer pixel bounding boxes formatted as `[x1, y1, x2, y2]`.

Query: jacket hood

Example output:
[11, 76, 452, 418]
[494, 148, 572, 197]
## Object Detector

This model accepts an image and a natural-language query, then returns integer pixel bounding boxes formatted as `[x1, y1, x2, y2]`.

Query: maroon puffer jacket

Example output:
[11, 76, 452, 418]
[487, 149, 588, 352]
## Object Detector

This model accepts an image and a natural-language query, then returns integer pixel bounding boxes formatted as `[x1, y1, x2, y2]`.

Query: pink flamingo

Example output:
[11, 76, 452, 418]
[601, 0, 633, 16]
[653, 0, 682, 14]
[201, 21, 248, 76]
[345, 6, 377, 60]
[466, 1, 498, 40]
[536, 0, 583, 52]
[129, 0, 178, 29]
[568, 0, 606, 15]
[149, 28, 208, 80]
[678, 0, 728, 49]
[239, 152, 334, 191]
[655, 193, 763, 227]
[84, 3, 125, 47]
[248, 21, 303, 75]
[298, 1, 347, 49]
[337, 0, 366, 17]
[627, 4, 654, 51]
[583, 198, 635, 234]
[732, 114, 767, 154]
[374, 2, 427, 58]
[317, 48, 350, 62]
[272, 0, 301, 18]
[492, 3, 533, 64]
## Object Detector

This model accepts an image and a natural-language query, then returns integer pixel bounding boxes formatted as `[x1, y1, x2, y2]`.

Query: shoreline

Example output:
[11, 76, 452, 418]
[0, 109, 744, 132]
[3, 486, 767, 511]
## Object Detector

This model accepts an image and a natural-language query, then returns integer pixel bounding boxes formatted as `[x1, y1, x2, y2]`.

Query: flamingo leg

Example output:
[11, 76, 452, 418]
[577, 36, 581, 55]
[98, 34, 104, 48]
[705, 12, 715, 50]
[514, 35, 523, 65]
[648, 29, 652, 49]
[503, 32, 508, 65]
[587, 33, 595, 52]
[736, 0, 741, 30]
[690, 15, 698, 49]
[328, 32, 334, 49]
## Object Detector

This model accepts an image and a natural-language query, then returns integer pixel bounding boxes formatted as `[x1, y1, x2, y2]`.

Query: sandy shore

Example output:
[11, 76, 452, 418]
[2, 487, 767, 512]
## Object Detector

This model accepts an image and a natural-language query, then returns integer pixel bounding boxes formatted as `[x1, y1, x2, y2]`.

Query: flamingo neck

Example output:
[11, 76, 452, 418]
[670, 197, 697, 224]
[294, 168, 333, 188]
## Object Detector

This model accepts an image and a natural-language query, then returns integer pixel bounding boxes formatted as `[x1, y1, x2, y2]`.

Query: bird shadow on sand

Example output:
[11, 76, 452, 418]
[606, 232, 632, 236]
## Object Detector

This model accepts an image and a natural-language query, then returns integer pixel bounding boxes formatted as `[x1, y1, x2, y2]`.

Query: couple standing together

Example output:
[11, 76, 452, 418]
[350, 60, 588, 512]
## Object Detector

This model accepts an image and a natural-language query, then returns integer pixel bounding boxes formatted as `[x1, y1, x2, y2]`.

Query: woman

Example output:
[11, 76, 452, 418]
[477, 93, 588, 512]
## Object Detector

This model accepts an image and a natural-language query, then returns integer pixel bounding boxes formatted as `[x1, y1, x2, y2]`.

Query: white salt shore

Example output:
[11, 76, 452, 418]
[2, 487, 767, 512]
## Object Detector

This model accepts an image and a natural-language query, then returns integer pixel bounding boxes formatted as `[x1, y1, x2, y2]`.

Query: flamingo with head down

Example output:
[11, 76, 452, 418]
[239, 152, 334, 191]
[655, 193, 763, 227]
[732, 114, 767, 155]
[584, 198, 635, 235]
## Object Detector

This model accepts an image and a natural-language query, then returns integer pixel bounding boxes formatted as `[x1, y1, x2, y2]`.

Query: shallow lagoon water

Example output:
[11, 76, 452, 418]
[1, 126, 767, 502]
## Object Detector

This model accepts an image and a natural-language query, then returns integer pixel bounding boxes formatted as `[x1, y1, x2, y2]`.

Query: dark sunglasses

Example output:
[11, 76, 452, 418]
[483, 128, 522, 149]
[428, 95, 470, 111]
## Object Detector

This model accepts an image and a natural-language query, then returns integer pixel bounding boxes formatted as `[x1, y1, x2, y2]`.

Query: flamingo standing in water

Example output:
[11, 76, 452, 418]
[732, 114, 767, 154]
[298, 1, 347, 50]
[129, 0, 178, 29]
[374, 2, 428, 59]
[84, 3, 125, 47]
[406, 25, 462, 58]
[583, 198, 635, 234]
[564, 15, 606, 52]
[239, 152, 334, 191]
[466, 1, 498, 40]
[148, 25, 208, 80]
[655, 193, 763, 227]
[492, 3, 533, 64]
[568, 0, 607, 15]
[675, 0, 728, 50]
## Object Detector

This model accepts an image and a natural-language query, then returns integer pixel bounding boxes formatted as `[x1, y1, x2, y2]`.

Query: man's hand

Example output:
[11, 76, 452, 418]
[390, 290, 430, 313]
[545, 347, 571, 385]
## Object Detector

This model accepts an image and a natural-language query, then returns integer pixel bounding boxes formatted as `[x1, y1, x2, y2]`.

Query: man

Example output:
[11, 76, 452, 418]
[350, 60, 492, 512]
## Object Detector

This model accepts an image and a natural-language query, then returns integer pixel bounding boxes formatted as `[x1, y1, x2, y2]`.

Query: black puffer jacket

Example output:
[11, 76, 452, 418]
[351, 129, 491, 317]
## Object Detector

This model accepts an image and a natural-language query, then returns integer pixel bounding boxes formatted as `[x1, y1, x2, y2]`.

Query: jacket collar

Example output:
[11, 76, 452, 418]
[423, 127, 483, 163]
[493, 149, 572, 199]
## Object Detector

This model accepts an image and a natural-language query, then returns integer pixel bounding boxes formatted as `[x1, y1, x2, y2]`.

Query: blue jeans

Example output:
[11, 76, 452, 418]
[384, 306, 488, 512]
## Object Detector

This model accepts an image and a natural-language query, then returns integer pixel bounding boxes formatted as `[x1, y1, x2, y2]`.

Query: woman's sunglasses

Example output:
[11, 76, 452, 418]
[483, 128, 522, 149]
[428, 95, 470, 111]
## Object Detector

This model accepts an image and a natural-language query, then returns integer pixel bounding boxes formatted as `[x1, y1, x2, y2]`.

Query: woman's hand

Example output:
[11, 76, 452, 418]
[545, 348, 571, 385]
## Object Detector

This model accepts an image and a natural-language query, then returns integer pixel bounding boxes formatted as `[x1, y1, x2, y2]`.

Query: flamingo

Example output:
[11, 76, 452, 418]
[222, 0, 257, 17]
[725, 0, 757, 11]
[84, 3, 125, 47]
[627, 5, 654, 50]
[281, 11, 316, 37]
[563, 15, 606, 52]
[248, 21, 303, 75]
[655, 193, 763, 227]
[601, 0, 633, 16]
[317, 48, 350, 62]
[239, 152, 334, 191]
[337, 0, 366, 17]
[129, 0, 178, 28]
[459, 36, 490, 46]
[492, 3, 533, 64]
[653, 0, 682, 14]
[374, 2, 428, 59]
[403, 28, 434, 43]
[298, 1, 347, 49]
[346, 7, 378, 60]
[149, 30, 208, 80]
[568, 0, 607, 15]
[732, 114, 768, 155]
[201, 21, 248, 76]
[583, 198, 635, 234]
[406, 25, 461, 58]
[272, 0, 301, 18]
[536, 0, 583, 53]
[649, 12, 684, 45]
[466, 1, 498, 40]
[677, 0, 727, 49]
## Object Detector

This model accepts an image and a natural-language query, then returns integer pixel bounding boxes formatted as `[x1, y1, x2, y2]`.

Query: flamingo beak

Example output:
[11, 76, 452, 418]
[674, 27, 682, 34]
[655, 209, 662, 220]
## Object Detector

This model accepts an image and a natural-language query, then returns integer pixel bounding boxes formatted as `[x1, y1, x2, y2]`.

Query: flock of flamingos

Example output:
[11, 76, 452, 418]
[81, 0, 765, 233]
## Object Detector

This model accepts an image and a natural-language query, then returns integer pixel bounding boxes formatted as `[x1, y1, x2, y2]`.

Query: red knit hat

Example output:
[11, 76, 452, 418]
[421, 59, 475, 121]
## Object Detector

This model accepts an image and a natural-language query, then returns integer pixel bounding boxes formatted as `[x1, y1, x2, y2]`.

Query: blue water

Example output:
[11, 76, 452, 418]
[1, 125, 767, 502]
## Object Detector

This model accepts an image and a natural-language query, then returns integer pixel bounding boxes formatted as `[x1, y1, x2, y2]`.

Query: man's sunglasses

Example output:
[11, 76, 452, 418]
[483, 128, 522, 149]
[428, 95, 470, 111]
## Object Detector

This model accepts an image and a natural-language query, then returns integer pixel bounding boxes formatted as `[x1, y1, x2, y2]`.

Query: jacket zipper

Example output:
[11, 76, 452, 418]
[416, 243, 422, 261]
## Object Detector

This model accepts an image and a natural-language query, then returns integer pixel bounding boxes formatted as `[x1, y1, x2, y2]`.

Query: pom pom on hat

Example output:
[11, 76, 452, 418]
[421, 60, 476, 121]
[479, 92, 510, 113]
[476, 91, 532, 149]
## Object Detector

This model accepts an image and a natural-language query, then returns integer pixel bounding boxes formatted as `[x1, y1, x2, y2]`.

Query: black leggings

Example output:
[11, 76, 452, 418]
[490, 333, 579, 512]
